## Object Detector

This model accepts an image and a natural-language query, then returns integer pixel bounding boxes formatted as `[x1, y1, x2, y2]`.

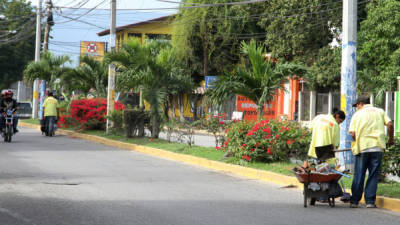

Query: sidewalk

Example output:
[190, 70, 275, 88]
[19, 121, 400, 213]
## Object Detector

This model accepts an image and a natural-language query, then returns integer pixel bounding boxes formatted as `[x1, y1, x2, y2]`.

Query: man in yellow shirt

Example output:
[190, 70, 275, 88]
[349, 96, 394, 208]
[42, 91, 59, 136]
[308, 108, 346, 162]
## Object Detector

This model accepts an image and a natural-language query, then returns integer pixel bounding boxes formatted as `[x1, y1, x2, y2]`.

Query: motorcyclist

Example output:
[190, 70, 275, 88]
[0, 90, 19, 133]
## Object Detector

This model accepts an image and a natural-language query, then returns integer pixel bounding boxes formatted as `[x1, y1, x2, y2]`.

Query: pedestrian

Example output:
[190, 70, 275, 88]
[349, 96, 394, 208]
[307, 107, 346, 164]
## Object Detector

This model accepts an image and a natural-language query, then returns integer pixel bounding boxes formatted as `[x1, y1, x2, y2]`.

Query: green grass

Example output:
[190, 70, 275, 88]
[22, 118, 40, 125]
[21, 119, 400, 199]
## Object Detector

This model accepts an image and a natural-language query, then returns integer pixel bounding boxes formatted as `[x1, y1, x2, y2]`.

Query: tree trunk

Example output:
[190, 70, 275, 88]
[178, 94, 185, 122]
[170, 95, 176, 118]
[257, 105, 264, 121]
[151, 117, 160, 139]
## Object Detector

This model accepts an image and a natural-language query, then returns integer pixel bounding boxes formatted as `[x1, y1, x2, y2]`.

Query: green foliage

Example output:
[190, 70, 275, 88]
[23, 52, 71, 92]
[258, 0, 342, 64]
[307, 46, 342, 91]
[382, 138, 400, 178]
[0, 0, 36, 90]
[358, 0, 400, 93]
[172, 0, 265, 80]
[64, 56, 108, 97]
[106, 39, 194, 138]
[107, 110, 124, 135]
[202, 113, 228, 147]
[207, 40, 307, 120]
[123, 108, 151, 138]
[225, 120, 310, 163]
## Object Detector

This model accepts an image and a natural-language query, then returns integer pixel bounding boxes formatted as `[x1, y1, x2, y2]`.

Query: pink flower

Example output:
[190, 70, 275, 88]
[242, 143, 247, 147]
[215, 146, 221, 150]
[250, 148, 255, 152]
[219, 121, 225, 125]
[267, 148, 272, 155]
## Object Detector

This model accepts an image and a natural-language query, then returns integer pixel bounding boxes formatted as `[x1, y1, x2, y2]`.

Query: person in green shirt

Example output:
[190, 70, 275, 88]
[42, 91, 59, 136]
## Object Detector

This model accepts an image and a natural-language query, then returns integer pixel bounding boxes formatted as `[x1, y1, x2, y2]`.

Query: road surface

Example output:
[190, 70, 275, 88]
[0, 127, 399, 225]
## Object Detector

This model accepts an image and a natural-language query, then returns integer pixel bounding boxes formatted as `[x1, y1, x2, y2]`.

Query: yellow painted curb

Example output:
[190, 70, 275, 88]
[19, 121, 400, 212]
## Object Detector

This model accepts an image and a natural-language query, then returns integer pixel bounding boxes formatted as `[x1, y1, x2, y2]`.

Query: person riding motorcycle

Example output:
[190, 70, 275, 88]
[0, 90, 19, 133]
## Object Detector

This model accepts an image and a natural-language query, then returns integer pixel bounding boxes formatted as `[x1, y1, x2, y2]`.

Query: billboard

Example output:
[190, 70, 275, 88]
[80, 41, 106, 61]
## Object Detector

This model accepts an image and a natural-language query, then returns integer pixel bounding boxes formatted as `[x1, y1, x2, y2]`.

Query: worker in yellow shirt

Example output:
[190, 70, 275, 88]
[349, 96, 394, 208]
[42, 91, 59, 136]
[308, 108, 346, 163]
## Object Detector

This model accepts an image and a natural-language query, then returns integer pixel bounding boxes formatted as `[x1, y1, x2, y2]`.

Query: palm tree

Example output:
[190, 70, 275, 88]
[23, 52, 71, 92]
[207, 40, 307, 121]
[64, 56, 108, 97]
[106, 39, 194, 138]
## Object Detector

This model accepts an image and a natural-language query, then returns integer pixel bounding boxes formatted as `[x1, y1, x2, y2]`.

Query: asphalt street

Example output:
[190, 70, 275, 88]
[0, 127, 399, 225]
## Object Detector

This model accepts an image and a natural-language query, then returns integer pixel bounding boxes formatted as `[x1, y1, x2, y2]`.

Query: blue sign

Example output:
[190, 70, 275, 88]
[205, 76, 218, 89]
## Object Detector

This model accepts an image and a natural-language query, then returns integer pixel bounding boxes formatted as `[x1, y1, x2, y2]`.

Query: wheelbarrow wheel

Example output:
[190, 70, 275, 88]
[303, 184, 307, 208]
[328, 198, 335, 207]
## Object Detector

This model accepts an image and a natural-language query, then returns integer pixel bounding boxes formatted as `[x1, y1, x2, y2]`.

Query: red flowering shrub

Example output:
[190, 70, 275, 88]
[58, 98, 125, 130]
[224, 120, 311, 163]
[203, 113, 229, 148]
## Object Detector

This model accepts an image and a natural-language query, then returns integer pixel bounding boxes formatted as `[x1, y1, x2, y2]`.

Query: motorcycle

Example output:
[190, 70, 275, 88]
[2, 109, 14, 142]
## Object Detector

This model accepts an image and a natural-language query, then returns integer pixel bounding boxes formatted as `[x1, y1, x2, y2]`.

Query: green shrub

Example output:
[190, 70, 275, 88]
[383, 137, 400, 177]
[225, 120, 311, 163]
[203, 113, 229, 147]
[123, 108, 151, 137]
[107, 110, 124, 135]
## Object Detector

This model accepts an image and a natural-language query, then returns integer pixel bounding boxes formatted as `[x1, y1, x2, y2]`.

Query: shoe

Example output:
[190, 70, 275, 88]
[14, 129, 18, 133]
[350, 203, 359, 208]
[366, 204, 377, 208]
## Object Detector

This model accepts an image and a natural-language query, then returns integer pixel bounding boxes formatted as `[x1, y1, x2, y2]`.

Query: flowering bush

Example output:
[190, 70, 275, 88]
[224, 120, 311, 163]
[203, 113, 229, 147]
[58, 98, 125, 130]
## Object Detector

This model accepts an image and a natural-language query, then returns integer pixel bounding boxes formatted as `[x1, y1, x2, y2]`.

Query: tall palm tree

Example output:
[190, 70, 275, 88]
[64, 56, 108, 97]
[23, 52, 71, 91]
[207, 40, 307, 121]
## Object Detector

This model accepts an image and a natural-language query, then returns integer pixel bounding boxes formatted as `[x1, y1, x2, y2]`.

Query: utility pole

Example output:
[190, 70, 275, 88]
[32, 0, 42, 119]
[339, 0, 357, 170]
[43, 0, 54, 52]
[106, 0, 116, 134]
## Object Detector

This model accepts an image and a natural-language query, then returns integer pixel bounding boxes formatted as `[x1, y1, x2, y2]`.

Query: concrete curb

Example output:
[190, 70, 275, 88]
[19, 121, 400, 213]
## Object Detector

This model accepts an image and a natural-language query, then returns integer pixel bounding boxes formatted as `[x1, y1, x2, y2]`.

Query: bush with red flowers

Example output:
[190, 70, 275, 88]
[224, 120, 311, 163]
[58, 98, 126, 130]
[203, 113, 229, 148]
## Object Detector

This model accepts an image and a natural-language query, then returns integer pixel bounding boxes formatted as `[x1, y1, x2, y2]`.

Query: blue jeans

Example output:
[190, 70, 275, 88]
[350, 152, 383, 205]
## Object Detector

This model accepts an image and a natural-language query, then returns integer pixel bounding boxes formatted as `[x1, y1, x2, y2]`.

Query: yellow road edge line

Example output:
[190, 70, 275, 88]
[19, 121, 400, 212]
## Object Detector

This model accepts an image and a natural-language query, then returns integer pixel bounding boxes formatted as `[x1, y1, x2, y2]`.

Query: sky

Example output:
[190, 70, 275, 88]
[27, 0, 181, 65]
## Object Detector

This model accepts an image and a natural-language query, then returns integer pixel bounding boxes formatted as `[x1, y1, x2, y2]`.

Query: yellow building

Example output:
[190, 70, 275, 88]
[97, 15, 173, 47]
[97, 15, 207, 120]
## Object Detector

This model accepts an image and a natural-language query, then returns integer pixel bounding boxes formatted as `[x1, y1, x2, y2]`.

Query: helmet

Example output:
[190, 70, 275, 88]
[6, 89, 13, 97]
[1, 90, 6, 97]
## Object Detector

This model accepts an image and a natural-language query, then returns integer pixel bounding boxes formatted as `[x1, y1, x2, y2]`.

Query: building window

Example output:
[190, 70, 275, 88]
[145, 34, 171, 42]
[128, 33, 142, 38]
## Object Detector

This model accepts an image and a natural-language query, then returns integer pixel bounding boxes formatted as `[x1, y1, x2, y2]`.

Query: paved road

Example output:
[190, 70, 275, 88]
[1, 128, 400, 225]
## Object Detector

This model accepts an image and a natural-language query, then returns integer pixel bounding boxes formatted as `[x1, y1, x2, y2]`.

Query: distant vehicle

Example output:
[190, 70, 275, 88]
[17, 101, 32, 118]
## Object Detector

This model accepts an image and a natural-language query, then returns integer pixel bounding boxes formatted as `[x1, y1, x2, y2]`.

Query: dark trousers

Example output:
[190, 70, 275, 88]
[350, 152, 383, 205]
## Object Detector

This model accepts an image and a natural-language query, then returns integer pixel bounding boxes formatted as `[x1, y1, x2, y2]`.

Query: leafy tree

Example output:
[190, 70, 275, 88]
[358, 0, 400, 94]
[258, 0, 342, 65]
[207, 40, 307, 121]
[0, 0, 36, 90]
[23, 52, 71, 92]
[306, 46, 341, 91]
[172, 0, 265, 81]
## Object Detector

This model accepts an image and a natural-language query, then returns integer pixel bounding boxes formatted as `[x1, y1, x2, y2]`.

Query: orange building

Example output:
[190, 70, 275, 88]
[235, 78, 300, 121]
